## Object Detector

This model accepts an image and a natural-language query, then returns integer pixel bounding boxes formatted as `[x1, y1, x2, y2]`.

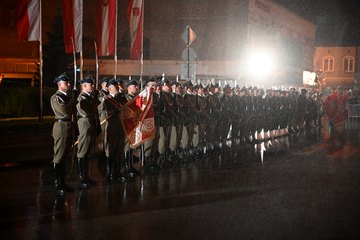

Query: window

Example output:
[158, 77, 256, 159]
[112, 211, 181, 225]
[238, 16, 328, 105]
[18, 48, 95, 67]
[343, 56, 354, 72]
[323, 56, 334, 72]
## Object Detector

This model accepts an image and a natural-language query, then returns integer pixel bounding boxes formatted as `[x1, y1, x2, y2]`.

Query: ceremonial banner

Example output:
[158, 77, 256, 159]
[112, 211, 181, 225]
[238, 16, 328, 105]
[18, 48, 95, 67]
[18, 0, 40, 41]
[323, 91, 348, 124]
[127, 0, 143, 60]
[62, 0, 83, 53]
[96, 0, 116, 56]
[121, 88, 155, 147]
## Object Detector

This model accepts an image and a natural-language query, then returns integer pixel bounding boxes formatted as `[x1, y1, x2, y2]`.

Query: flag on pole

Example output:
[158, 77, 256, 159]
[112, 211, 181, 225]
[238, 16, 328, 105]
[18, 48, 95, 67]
[127, 0, 143, 60]
[17, 0, 40, 41]
[121, 88, 155, 147]
[96, 0, 116, 56]
[62, 0, 83, 53]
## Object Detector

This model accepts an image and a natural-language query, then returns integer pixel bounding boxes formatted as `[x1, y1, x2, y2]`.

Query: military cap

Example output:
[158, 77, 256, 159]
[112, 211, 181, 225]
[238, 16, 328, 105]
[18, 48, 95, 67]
[300, 88, 308, 93]
[183, 80, 193, 88]
[79, 75, 94, 84]
[100, 76, 109, 84]
[223, 84, 231, 90]
[144, 76, 156, 86]
[126, 80, 139, 88]
[115, 78, 124, 84]
[54, 72, 70, 84]
[171, 81, 180, 87]
[213, 83, 219, 88]
[159, 78, 171, 86]
[106, 78, 117, 88]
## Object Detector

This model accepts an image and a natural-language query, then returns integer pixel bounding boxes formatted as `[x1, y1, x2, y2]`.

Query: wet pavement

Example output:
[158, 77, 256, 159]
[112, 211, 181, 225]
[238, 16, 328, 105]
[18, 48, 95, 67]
[1, 124, 360, 239]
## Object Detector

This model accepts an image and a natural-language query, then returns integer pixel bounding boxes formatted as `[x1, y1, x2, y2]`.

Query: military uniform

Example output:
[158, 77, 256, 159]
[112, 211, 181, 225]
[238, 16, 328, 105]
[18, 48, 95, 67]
[76, 76, 99, 189]
[173, 82, 186, 157]
[125, 80, 140, 177]
[104, 79, 127, 182]
[97, 77, 109, 162]
[50, 73, 76, 194]
[183, 81, 197, 154]
[206, 85, 220, 147]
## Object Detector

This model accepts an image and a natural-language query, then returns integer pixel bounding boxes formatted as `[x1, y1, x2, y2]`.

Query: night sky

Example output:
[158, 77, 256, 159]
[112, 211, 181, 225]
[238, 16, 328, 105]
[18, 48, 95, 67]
[274, 0, 360, 46]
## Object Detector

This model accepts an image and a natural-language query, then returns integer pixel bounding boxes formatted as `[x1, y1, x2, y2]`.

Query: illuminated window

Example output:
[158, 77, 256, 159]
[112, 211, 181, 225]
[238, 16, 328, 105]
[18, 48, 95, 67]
[323, 56, 334, 72]
[343, 56, 354, 72]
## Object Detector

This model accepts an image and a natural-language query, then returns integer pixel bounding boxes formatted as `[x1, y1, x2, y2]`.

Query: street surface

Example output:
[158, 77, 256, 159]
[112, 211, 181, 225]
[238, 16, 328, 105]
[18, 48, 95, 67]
[0, 122, 360, 239]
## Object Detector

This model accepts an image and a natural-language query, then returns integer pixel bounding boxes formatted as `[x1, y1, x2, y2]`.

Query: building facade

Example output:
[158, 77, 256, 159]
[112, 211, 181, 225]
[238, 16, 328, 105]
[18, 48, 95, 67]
[314, 47, 360, 87]
[0, 0, 315, 87]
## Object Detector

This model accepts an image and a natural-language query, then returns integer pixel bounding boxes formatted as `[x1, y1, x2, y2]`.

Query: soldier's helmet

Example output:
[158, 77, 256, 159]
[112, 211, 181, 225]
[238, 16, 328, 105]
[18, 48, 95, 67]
[54, 72, 70, 84]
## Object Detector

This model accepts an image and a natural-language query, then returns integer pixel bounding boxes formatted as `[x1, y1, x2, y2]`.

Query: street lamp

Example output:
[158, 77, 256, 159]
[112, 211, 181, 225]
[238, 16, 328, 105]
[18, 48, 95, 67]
[246, 49, 276, 86]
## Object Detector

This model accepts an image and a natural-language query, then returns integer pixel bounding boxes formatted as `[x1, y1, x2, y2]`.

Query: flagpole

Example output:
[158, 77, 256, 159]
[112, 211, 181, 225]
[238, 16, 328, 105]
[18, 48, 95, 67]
[71, 38, 77, 89]
[39, 0, 43, 121]
[140, 0, 144, 89]
[114, 0, 118, 79]
[80, 0, 83, 80]
[94, 41, 99, 90]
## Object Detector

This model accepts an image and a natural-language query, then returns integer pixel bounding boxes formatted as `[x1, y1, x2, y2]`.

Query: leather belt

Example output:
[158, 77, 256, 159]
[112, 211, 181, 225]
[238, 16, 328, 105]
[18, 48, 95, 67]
[55, 119, 71, 122]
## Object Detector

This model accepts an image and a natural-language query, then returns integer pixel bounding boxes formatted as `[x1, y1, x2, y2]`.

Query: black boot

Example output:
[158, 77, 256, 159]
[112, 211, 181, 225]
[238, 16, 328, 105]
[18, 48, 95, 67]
[59, 161, 74, 193]
[77, 158, 89, 189]
[84, 157, 97, 187]
[54, 163, 65, 195]
[127, 150, 140, 177]
[113, 158, 127, 183]
[105, 157, 113, 183]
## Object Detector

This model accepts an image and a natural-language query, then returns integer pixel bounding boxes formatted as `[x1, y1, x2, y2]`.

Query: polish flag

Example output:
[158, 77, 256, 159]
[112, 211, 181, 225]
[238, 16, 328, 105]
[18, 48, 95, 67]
[121, 87, 155, 147]
[96, 0, 116, 56]
[62, 0, 82, 53]
[17, 0, 40, 41]
[127, 0, 143, 60]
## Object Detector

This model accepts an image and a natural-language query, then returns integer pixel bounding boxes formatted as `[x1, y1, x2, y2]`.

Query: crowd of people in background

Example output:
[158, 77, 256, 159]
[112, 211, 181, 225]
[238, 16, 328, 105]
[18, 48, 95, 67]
[50, 72, 356, 195]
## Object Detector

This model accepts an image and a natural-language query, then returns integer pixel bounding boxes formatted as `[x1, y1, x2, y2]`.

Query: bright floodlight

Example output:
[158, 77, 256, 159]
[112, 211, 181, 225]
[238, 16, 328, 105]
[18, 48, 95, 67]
[247, 50, 276, 78]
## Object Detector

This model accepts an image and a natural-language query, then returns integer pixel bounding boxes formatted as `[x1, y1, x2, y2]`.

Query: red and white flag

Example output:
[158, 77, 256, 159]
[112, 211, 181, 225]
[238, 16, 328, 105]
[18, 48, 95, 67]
[127, 0, 143, 60]
[17, 0, 40, 41]
[62, 0, 82, 53]
[121, 88, 155, 147]
[96, 0, 116, 56]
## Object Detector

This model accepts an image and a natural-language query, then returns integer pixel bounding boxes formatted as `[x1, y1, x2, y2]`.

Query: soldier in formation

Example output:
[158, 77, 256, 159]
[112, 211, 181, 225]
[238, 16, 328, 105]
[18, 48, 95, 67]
[50, 73, 76, 194]
[53, 73, 326, 190]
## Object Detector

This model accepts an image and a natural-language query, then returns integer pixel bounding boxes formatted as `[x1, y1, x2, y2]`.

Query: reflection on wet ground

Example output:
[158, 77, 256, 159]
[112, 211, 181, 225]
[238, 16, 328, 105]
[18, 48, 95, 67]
[1, 125, 360, 239]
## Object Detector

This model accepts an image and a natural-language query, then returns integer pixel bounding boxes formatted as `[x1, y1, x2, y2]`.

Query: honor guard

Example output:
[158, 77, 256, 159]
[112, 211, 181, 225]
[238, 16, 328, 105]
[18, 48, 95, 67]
[97, 76, 109, 161]
[172, 82, 186, 160]
[103, 78, 128, 183]
[142, 77, 160, 171]
[183, 81, 197, 159]
[125, 80, 141, 177]
[150, 79, 163, 169]
[196, 84, 209, 153]
[76, 76, 99, 189]
[160, 78, 176, 165]
[50, 73, 76, 194]
[206, 83, 220, 150]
